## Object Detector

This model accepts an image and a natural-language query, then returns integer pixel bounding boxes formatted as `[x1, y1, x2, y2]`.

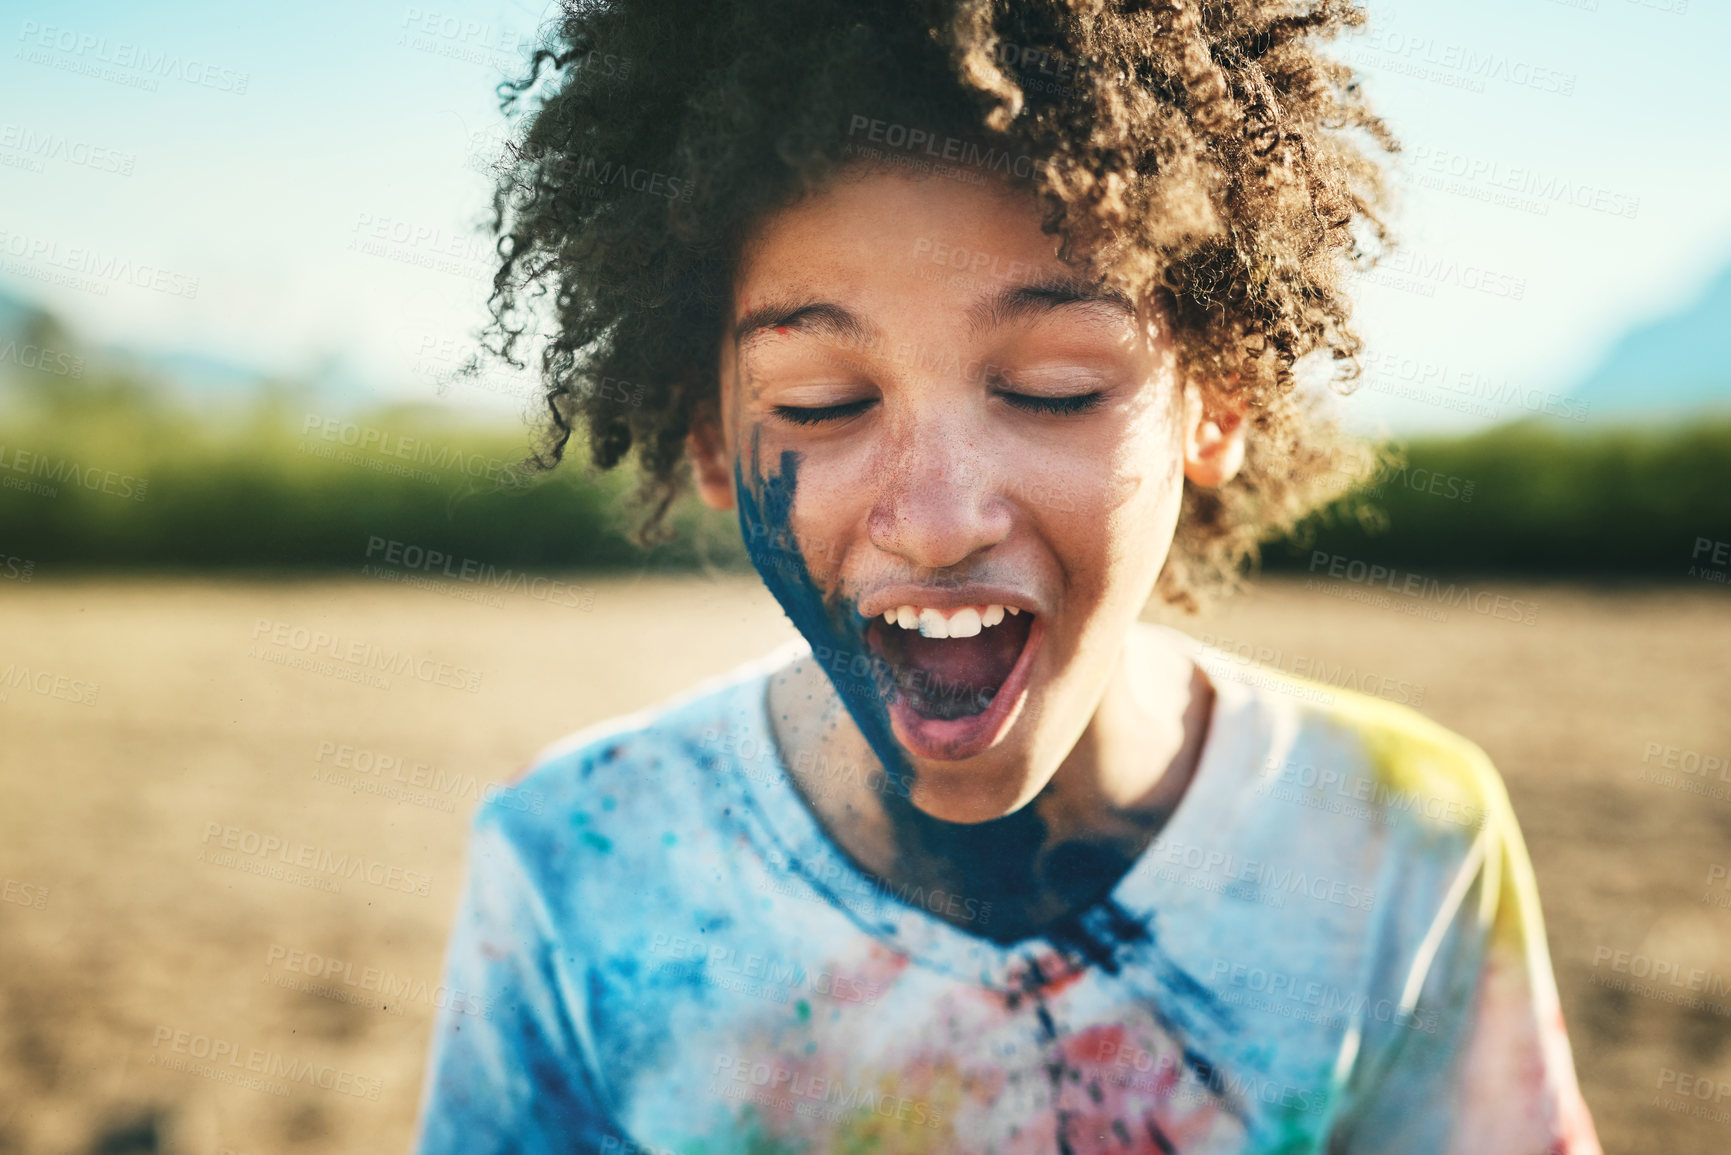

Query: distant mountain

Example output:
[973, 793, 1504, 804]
[0, 286, 37, 333]
[0, 288, 387, 409]
[103, 345, 274, 395]
[1571, 261, 1731, 419]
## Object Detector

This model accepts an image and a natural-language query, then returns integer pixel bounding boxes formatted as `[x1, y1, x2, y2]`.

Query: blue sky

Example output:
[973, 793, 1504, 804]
[2, 0, 1727, 431]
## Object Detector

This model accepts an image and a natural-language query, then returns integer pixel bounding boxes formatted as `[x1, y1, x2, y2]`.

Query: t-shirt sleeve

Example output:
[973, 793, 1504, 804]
[1328, 755, 1602, 1155]
[414, 800, 625, 1154]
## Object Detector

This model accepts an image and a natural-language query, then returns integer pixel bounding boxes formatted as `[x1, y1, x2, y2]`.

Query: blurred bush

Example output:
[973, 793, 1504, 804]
[1266, 419, 1731, 578]
[3, 342, 1727, 576]
[0, 368, 743, 573]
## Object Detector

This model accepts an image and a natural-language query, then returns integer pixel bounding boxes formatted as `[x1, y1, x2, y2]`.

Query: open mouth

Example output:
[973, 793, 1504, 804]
[866, 605, 1034, 721]
[860, 601, 1043, 763]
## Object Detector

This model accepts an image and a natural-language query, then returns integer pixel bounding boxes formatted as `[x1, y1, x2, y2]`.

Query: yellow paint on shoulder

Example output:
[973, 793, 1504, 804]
[1266, 670, 1543, 959]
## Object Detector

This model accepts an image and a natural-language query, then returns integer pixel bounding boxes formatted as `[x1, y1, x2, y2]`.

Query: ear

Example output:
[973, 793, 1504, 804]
[1181, 380, 1248, 488]
[687, 408, 735, 511]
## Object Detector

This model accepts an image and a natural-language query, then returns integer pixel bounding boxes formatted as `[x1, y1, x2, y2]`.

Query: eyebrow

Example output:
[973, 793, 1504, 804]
[965, 276, 1136, 336]
[732, 301, 878, 349]
[731, 276, 1135, 349]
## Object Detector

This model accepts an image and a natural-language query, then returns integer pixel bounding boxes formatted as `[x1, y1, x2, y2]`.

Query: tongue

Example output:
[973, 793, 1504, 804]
[867, 614, 1032, 721]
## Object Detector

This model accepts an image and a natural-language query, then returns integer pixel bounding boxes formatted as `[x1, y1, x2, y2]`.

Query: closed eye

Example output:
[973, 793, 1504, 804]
[771, 398, 876, 426]
[999, 391, 1105, 416]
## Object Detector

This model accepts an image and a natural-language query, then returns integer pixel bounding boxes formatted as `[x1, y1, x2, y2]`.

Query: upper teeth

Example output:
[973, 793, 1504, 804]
[877, 604, 1019, 638]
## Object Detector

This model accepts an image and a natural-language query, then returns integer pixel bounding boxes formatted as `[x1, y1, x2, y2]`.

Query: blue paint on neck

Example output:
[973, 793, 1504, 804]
[734, 444, 911, 785]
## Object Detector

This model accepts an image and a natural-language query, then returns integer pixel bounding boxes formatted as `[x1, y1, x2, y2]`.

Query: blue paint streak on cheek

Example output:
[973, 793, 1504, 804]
[733, 446, 912, 785]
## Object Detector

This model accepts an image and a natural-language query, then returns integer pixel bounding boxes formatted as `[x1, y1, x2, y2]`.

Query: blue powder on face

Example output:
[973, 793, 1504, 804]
[733, 440, 912, 785]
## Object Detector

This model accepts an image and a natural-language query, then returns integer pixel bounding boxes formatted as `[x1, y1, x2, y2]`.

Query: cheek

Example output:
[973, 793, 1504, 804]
[780, 437, 880, 585]
[733, 425, 865, 614]
[1063, 413, 1186, 586]
[731, 430, 912, 779]
[1038, 408, 1177, 502]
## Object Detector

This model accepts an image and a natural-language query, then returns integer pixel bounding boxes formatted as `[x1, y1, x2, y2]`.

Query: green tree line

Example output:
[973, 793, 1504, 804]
[2, 352, 1726, 578]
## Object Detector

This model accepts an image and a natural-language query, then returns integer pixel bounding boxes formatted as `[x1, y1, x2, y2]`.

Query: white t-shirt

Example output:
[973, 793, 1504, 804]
[415, 637, 1600, 1154]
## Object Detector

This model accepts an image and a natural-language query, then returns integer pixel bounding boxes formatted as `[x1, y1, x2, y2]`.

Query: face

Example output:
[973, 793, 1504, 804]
[691, 168, 1243, 823]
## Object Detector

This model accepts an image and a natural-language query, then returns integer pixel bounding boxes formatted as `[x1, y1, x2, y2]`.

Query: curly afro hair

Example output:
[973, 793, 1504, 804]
[482, 0, 1397, 610]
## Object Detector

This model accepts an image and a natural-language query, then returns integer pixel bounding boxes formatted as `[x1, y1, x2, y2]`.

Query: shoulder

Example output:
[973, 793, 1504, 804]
[1294, 673, 1506, 837]
[466, 642, 805, 877]
[1182, 630, 1510, 844]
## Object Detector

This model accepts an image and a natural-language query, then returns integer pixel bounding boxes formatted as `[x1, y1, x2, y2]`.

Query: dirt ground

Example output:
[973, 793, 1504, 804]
[0, 574, 1726, 1154]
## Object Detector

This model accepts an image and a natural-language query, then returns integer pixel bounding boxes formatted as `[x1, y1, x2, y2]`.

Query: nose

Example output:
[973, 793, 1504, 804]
[866, 412, 1012, 572]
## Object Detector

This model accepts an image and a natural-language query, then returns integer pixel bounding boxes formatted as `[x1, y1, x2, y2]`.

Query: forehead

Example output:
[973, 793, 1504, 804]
[731, 168, 1068, 305]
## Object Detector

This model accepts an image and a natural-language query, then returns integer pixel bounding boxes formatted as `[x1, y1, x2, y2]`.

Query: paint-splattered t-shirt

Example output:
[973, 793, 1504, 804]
[415, 635, 1601, 1154]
